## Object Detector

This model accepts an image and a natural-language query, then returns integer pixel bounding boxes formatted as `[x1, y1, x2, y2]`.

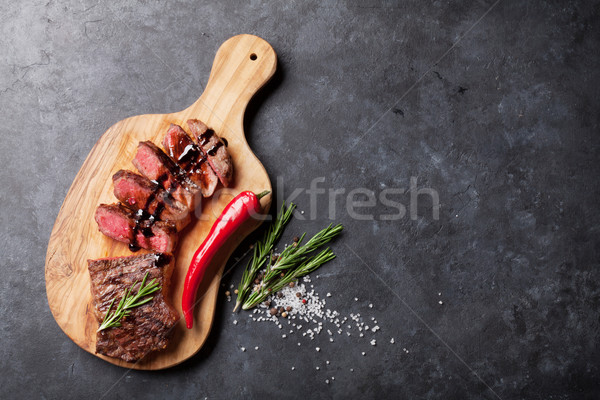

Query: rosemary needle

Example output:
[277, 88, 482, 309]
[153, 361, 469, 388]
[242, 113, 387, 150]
[233, 202, 296, 312]
[97, 272, 161, 332]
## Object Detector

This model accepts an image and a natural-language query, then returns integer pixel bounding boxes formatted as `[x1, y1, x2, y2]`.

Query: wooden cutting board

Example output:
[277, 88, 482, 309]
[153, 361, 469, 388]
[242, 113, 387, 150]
[45, 34, 276, 370]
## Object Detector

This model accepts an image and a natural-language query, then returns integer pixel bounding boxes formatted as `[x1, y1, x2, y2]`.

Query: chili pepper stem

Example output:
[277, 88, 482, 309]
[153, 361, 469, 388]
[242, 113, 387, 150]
[255, 190, 270, 200]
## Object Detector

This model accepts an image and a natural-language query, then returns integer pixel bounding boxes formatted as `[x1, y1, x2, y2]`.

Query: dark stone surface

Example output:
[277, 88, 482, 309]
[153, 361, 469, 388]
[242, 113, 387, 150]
[1, 1, 599, 399]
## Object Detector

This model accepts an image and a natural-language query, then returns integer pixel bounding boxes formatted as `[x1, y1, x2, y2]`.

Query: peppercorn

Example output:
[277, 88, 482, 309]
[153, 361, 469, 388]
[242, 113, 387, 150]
[271, 254, 278, 263]
[264, 300, 271, 307]
[277, 292, 283, 298]
[225, 290, 231, 296]
[296, 292, 302, 298]
[280, 272, 285, 278]
[292, 242, 298, 247]
[293, 236, 299, 242]
[286, 306, 292, 311]
[281, 312, 288, 318]
[269, 308, 277, 316]
[279, 306, 285, 313]
[254, 278, 260, 285]
[289, 281, 296, 288]
[234, 289, 238, 294]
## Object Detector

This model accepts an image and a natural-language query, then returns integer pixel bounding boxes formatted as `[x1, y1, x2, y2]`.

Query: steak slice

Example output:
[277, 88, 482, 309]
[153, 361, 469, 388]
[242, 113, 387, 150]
[112, 169, 191, 231]
[88, 253, 179, 363]
[132, 141, 198, 209]
[94, 203, 178, 253]
[187, 119, 233, 187]
[162, 124, 219, 197]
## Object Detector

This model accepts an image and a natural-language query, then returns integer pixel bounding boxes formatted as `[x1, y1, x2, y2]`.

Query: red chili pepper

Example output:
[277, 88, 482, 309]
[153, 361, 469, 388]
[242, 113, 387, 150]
[182, 190, 270, 329]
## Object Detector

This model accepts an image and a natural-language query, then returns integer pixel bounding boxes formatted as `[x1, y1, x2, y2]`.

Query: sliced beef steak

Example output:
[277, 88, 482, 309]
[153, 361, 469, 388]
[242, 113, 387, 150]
[112, 169, 191, 231]
[187, 119, 233, 187]
[162, 124, 219, 197]
[88, 253, 179, 363]
[94, 203, 177, 253]
[132, 141, 198, 209]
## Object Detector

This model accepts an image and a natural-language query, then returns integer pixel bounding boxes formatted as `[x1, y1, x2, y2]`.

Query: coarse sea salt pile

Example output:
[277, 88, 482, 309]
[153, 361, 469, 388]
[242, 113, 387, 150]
[232, 274, 400, 380]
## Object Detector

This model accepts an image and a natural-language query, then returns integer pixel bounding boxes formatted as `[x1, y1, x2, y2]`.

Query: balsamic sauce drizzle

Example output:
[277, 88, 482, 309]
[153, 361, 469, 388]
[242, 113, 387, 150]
[128, 180, 165, 252]
[198, 129, 226, 157]
[207, 141, 223, 156]
[176, 138, 218, 177]
[128, 130, 227, 252]
[198, 129, 214, 146]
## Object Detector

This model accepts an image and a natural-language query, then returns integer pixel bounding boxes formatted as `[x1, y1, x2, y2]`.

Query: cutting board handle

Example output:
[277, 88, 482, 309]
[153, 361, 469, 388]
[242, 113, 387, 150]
[186, 34, 277, 132]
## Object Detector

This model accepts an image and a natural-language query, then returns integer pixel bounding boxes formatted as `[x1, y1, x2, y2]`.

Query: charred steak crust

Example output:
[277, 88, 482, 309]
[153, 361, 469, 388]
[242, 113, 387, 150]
[112, 169, 191, 231]
[186, 119, 233, 187]
[162, 124, 219, 198]
[88, 253, 179, 363]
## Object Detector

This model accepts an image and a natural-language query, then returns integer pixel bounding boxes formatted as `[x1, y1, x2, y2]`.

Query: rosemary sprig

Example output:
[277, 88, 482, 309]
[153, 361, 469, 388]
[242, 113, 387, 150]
[242, 248, 337, 310]
[241, 223, 343, 310]
[233, 202, 296, 312]
[97, 272, 161, 332]
[262, 223, 343, 283]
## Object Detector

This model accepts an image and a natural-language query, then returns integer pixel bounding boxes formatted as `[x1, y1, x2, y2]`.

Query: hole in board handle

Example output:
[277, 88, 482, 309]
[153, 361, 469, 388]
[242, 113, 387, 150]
[250, 53, 257, 61]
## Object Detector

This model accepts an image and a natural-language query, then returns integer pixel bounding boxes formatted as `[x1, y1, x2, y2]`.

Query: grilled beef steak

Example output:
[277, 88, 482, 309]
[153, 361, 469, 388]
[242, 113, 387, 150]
[112, 169, 191, 231]
[88, 253, 179, 363]
[94, 119, 234, 254]
[162, 124, 219, 197]
[94, 203, 177, 252]
[187, 119, 233, 187]
[132, 141, 199, 209]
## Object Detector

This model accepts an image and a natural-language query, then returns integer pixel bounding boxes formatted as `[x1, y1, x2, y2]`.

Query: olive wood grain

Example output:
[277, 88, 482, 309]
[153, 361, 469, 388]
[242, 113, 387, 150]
[45, 34, 276, 370]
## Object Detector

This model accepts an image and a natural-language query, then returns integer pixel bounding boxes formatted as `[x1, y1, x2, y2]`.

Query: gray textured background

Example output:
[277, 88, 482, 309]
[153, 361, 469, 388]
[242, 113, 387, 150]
[1, 0, 599, 399]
